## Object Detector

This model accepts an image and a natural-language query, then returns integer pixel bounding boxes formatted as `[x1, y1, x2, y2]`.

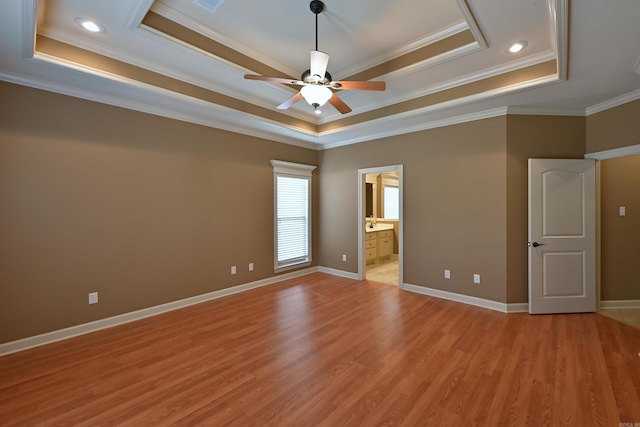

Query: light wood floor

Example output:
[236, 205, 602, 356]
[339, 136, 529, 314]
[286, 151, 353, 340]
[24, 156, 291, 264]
[2, 273, 640, 426]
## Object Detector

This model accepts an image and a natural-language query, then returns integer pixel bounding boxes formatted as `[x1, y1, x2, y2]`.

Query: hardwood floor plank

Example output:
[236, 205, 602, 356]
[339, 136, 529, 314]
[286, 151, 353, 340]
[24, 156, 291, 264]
[2, 273, 640, 426]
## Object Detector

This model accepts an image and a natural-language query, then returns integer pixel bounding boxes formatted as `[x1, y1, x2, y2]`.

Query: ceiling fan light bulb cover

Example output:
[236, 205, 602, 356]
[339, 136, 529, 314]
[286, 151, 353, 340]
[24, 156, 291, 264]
[301, 85, 332, 106]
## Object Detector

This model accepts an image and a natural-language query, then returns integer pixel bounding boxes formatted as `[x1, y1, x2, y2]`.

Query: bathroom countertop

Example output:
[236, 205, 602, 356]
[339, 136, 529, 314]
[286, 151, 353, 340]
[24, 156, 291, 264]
[365, 223, 394, 233]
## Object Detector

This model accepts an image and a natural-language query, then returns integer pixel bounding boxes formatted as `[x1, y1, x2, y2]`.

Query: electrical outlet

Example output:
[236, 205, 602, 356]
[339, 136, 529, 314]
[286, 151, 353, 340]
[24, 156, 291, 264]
[88, 292, 98, 304]
[249, 263, 254, 271]
[231, 266, 236, 275]
[473, 274, 481, 284]
[444, 269, 450, 279]
[342, 254, 347, 262]
[620, 206, 626, 216]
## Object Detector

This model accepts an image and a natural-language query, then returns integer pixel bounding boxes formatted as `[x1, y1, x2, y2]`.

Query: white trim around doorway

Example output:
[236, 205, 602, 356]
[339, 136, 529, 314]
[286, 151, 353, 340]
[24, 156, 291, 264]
[357, 165, 404, 288]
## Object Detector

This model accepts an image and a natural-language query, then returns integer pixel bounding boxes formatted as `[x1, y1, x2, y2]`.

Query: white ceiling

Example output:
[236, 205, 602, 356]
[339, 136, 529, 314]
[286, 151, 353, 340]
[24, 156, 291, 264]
[1, 0, 639, 149]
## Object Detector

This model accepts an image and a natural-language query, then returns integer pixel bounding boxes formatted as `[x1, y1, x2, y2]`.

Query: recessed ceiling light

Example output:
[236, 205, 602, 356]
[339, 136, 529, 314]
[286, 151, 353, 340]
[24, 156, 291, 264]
[507, 41, 528, 54]
[75, 18, 105, 33]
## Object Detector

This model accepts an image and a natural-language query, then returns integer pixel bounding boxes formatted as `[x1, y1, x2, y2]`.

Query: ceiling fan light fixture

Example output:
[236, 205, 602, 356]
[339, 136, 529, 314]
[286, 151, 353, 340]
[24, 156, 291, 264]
[301, 84, 332, 107]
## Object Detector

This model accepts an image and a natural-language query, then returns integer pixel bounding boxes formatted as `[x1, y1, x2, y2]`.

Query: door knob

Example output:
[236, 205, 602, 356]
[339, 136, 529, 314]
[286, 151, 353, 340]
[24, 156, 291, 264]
[528, 241, 543, 247]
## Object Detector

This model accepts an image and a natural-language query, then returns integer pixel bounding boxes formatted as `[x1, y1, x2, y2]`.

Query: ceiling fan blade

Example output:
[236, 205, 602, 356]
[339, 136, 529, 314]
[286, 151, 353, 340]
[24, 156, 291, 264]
[277, 92, 304, 110]
[244, 74, 305, 86]
[331, 80, 386, 91]
[310, 50, 329, 80]
[328, 93, 352, 114]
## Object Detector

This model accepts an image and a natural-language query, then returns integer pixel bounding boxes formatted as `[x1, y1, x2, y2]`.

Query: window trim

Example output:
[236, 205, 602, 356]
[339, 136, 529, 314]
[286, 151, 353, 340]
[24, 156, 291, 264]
[271, 160, 316, 273]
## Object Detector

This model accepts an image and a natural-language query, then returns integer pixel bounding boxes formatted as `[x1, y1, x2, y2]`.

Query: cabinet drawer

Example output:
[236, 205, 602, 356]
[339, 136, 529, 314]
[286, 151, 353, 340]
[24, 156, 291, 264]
[366, 239, 376, 249]
[365, 249, 376, 262]
[365, 232, 376, 241]
[379, 230, 393, 239]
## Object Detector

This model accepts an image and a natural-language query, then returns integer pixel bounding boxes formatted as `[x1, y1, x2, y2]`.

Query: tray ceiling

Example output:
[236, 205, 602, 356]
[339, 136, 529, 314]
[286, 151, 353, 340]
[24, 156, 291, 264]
[1, 0, 639, 149]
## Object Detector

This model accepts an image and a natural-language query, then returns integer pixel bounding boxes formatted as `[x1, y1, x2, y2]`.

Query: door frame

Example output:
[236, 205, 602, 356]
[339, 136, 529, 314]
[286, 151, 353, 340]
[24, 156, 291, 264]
[585, 143, 640, 310]
[357, 165, 404, 287]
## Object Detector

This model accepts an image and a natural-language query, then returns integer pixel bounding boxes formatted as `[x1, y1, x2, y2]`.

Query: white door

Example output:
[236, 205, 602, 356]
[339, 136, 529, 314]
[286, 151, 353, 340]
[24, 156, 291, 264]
[528, 159, 596, 314]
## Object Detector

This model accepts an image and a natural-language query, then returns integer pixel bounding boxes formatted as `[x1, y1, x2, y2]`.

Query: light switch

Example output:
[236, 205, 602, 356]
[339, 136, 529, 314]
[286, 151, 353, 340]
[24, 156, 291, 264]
[444, 269, 451, 279]
[620, 206, 626, 216]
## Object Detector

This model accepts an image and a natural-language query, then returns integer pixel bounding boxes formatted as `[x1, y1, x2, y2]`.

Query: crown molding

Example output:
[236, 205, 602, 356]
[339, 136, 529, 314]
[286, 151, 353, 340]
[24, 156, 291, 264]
[318, 74, 559, 148]
[507, 105, 585, 116]
[455, 0, 487, 48]
[20, 0, 36, 58]
[328, 50, 557, 122]
[586, 88, 640, 116]
[125, 0, 156, 30]
[1, 59, 318, 151]
[548, 0, 569, 80]
[334, 21, 472, 78]
[319, 107, 509, 150]
[150, 2, 300, 78]
[585, 144, 640, 160]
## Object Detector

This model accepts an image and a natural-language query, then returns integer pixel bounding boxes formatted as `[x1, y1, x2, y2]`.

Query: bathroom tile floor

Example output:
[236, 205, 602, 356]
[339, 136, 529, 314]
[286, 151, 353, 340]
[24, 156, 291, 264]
[366, 255, 399, 286]
[599, 308, 640, 329]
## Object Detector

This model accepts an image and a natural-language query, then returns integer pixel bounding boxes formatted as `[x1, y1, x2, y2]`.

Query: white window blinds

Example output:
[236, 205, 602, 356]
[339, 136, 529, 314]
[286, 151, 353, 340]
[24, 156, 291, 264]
[270, 160, 316, 272]
[276, 175, 309, 265]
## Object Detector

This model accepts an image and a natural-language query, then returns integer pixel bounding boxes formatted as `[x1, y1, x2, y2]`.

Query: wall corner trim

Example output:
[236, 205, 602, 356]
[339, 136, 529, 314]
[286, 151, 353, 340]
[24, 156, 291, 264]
[402, 283, 528, 313]
[0, 267, 320, 356]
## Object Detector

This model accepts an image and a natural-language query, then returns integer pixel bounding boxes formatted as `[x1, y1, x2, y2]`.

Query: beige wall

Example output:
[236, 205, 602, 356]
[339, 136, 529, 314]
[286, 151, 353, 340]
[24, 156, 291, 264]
[600, 155, 640, 300]
[586, 99, 640, 153]
[3, 77, 638, 345]
[505, 115, 586, 303]
[318, 118, 510, 303]
[0, 81, 318, 343]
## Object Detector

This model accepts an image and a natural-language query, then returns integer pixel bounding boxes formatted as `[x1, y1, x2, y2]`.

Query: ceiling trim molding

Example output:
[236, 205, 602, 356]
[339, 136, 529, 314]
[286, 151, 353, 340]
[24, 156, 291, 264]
[20, 0, 36, 59]
[585, 144, 640, 160]
[319, 107, 510, 150]
[18, 53, 319, 149]
[335, 51, 557, 121]
[37, 26, 311, 124]
[125, 0, 156, 30]
[507, 106, 585, 116]
[335, 22, 471, 78]
[455, 0, 487, 48]
[150, 2, 300, 78]
[548, 0, 569, 80]
[318, 74, 559, 147]
[586, 88, 640, 116]
[348, 40, 481, 84]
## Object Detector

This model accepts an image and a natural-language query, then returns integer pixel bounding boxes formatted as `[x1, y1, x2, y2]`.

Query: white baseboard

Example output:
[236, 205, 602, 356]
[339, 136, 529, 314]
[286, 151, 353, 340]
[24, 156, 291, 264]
[317, 266, 359, 280]
[402, 283, 528, 313]
[600, 300, 640, 309]
[0, 267, 319, 356]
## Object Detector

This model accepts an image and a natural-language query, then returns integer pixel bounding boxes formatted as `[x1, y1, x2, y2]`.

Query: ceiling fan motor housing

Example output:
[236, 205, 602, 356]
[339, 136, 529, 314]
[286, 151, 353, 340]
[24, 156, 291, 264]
[302, 69, 332, 85]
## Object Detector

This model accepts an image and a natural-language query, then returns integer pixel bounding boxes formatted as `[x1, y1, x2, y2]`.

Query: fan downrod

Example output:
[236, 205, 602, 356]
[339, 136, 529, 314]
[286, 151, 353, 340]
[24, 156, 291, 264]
[309, 0, 324, 15]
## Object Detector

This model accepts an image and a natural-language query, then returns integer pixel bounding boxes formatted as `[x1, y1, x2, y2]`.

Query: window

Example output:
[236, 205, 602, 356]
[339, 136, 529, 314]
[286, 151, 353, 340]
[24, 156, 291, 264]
[271, 160, 316, 272]
[383, 186, 399, 219]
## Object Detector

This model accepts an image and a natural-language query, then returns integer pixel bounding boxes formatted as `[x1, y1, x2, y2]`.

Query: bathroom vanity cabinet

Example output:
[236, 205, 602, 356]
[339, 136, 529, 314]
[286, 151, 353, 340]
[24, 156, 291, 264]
[365, 225, 394, 264]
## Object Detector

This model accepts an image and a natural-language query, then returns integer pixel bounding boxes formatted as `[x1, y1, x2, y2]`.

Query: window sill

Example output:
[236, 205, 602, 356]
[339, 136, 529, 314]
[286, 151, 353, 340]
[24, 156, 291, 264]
[274, 260, 311, 274]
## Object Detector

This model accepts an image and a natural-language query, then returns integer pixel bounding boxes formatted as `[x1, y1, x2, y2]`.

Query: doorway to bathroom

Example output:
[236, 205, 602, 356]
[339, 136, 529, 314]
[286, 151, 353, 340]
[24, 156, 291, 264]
[357, 165, 403, 287]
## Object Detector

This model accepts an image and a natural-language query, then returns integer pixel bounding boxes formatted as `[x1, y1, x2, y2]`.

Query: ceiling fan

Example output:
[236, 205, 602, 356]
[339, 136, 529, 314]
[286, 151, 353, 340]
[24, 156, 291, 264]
[244, 0, 386, 115]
